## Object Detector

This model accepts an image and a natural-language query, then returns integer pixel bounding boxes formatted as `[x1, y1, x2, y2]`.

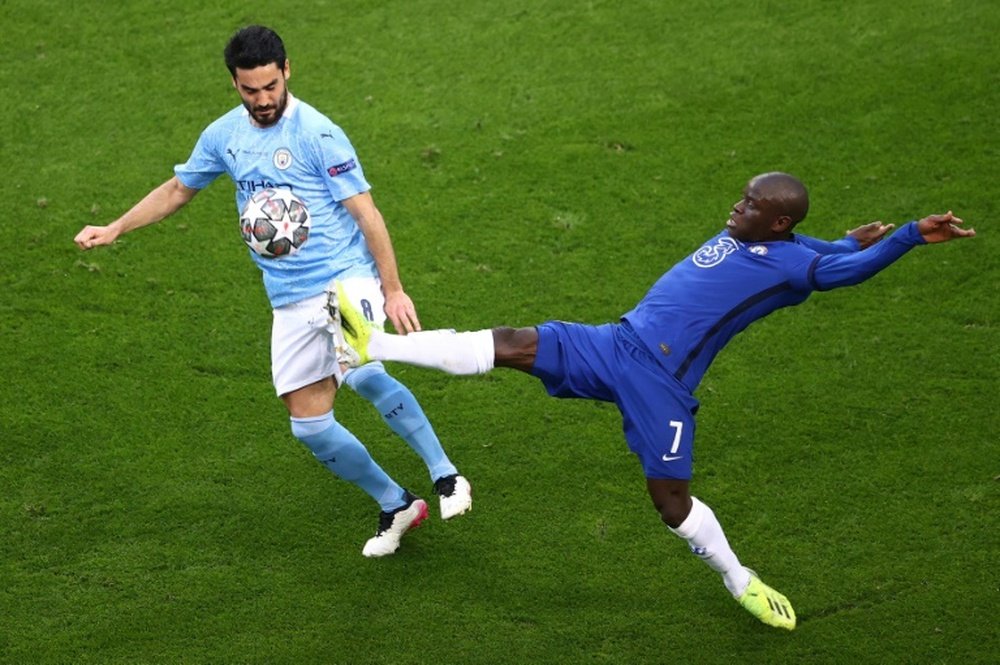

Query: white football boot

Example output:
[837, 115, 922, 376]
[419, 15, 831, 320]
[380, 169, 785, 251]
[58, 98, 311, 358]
[433, 474, 472, 520]
[362, 492, 429, 558]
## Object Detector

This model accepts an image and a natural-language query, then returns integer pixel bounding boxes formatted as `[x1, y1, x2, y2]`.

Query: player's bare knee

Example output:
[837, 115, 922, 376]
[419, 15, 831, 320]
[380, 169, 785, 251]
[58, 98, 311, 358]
[647, 479, 692, 528]
[493, 326, 538, 370]
[657, 502, 690, 529]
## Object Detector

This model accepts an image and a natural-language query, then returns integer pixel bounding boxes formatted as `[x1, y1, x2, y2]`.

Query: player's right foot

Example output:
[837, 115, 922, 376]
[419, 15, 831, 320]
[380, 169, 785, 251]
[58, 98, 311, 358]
[327, 280, 371, 366]
[736, 569, 796, 630]
[362, 491, 429, 558]
[433, 474, 472, 520]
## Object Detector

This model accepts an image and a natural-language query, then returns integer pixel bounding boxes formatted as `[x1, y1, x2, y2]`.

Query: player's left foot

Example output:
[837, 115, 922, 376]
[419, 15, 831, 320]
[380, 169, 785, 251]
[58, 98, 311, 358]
[736, 569, 796, 630]
[362, 491, 429, 558]
[434, 474, 472, 520]
[326, 280, 371, 366]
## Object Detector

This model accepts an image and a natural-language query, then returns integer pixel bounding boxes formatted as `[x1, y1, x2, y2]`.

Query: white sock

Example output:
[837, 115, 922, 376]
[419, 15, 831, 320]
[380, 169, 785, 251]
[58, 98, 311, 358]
[669, 497, 752, 597]
[369, 329, 495, 375]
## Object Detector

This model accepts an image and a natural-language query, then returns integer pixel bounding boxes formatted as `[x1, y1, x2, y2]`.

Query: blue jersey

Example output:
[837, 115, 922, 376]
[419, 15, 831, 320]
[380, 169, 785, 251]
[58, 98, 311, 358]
[174, 95, 377, 307]
[622, 223, 927, 392]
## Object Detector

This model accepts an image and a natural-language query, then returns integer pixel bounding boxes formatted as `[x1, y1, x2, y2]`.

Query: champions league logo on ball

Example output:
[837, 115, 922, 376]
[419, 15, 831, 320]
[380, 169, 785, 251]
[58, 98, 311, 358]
[239, 188, 311, 258]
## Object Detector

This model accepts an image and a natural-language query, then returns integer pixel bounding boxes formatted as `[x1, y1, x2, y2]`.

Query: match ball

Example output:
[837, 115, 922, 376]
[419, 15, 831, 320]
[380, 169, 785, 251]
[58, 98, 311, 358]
[239, 188, 311, 258]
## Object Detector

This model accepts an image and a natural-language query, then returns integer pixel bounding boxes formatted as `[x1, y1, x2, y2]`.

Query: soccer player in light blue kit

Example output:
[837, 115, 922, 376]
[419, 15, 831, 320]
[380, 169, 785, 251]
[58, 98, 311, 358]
[74, 25, 471, 557]
[332, 172, 975, 626]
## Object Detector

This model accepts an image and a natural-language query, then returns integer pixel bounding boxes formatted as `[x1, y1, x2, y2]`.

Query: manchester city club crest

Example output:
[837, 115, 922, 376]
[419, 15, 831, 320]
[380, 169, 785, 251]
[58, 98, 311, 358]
[273, 148, 293, 170]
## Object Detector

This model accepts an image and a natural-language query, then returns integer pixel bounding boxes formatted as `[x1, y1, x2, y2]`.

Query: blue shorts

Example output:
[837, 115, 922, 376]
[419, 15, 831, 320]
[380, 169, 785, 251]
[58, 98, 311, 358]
[531, 321, 700, 480]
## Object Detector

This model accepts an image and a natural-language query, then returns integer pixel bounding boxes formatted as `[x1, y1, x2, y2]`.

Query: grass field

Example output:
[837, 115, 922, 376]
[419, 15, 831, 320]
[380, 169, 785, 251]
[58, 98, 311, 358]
[2, 0, 998, 663]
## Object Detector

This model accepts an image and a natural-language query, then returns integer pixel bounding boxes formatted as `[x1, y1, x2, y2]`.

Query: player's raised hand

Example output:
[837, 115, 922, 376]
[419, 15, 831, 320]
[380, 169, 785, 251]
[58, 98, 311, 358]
[917, 211, 975, 244]
[846, 221, 894, 249]
[74, 224, 120, 250]
[384, 290, 422, 334]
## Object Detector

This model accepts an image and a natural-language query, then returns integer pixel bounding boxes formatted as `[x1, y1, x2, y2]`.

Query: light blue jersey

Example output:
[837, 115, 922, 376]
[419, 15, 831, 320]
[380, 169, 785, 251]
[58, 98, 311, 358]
[174, 94, 377, 307]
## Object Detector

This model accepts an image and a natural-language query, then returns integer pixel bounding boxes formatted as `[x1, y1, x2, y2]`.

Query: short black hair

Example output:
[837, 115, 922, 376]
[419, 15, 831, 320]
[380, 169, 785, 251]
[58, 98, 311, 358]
[756, 172, 810, 225]
[224, 25, 286, 77]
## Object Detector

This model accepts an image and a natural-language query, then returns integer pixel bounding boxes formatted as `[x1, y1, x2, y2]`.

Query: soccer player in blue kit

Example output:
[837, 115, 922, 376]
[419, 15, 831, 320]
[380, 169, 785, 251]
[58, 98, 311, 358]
[74, 25, 471, 557]
[331, 171, 975, 627]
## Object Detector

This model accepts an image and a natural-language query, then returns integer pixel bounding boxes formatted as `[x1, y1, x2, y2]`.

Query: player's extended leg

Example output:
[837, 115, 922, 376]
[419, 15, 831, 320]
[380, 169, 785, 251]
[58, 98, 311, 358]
[333, 280, 497, 374]
[648, 478, 796, 630]
[343, 362, 472, 519]
[285, 378, 428, 557]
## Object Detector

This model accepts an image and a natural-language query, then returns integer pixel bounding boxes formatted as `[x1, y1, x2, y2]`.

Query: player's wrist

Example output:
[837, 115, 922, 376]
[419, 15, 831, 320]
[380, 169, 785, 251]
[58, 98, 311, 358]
[380, 283, 406, 299]
[106, 220, 127, 240]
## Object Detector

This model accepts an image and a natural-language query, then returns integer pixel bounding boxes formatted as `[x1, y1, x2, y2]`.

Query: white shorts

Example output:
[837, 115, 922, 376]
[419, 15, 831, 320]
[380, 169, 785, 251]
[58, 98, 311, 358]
[270, 276, 386, 396]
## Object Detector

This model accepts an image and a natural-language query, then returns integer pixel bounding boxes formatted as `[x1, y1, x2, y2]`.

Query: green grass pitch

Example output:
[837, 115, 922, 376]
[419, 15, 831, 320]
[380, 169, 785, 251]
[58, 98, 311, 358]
[1, 0, 997, 662]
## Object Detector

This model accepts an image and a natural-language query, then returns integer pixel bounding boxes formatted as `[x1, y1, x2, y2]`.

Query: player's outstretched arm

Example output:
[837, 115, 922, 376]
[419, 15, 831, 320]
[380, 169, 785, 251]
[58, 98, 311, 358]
[343, 191, 421, 334]
[846, 221, 895, 249]
[916, 211, 975, 244]
[74, 176, 199, 250]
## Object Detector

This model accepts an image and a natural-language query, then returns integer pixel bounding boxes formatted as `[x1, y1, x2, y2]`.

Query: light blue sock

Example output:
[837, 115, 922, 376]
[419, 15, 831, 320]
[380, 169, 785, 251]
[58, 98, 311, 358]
[290, 411, 406, 512]
[345, 363, 459, 482]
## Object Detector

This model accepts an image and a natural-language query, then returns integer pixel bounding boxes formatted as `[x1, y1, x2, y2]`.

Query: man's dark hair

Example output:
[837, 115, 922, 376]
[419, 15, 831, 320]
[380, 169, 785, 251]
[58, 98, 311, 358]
[758, 172, 810, 226]
[224, 25, 286, 77]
